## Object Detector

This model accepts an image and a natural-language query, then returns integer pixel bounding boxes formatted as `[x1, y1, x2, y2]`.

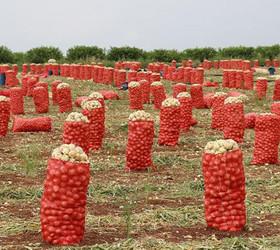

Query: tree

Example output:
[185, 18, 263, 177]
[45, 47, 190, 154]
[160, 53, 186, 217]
[66, 45, 105, 62]
[26, 46, 63, 63]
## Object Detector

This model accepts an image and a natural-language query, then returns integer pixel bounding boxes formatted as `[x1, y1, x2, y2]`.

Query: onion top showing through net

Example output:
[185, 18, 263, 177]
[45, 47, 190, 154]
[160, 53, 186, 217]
[177, 92, 191, 98]
[52, 144, 89, 163]
[0, 95, 10, 102]
[89, 91, 103, 99]
[81, 100, 102, 110]
[57, 82, 70, 89]
[129, 110, 153, 122]
[205, 139, 239, 154]
[66, 112, 89, 123]
[151, 81, 163, 86]
[128, 81, 140, 88]
[162, 97, 180, 107]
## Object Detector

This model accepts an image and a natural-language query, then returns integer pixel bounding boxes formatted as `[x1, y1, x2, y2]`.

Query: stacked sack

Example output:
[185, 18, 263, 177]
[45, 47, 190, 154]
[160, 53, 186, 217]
[255, 77, 268, 100]
[40, 144, 90, 245]
[140, 80, 151, 104]
[273, 79, 280, 101]
[0, 96, 10, 137]
[177, 92, 192, 133]
[10, 87, 24, 115]
[151, 81, 166, 110]
[125, 111, 154, 171]
[128, 81, 143, 110]
[33, 87, 49, 113]
[252, 113, 280, 164]
[158, 98, 181, 146]
[82, 100, 104, 151]
[223, 97, 245, 143]
[63, 113, 90, 154]
[211, 92, 228, 130]
[172, 83, 187, 98]
[202, 139, 246, 231]
[57, 83, 73, 113]
[190, 84, 205, 108]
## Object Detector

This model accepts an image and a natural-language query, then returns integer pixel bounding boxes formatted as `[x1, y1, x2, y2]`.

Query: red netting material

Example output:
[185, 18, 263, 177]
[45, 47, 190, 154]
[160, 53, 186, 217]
[177, 96, 192, 133]
[51, 80, 62, 105]
[10, 87, 24, 115]
[245, 113, 256, 129]
[190, 85, 205, 109]
[271, 102, 280, 116]
[273, 79, 280, 101]
[57, 87, 73, 113]
[204, 93, 215, 108]
[12, 116, 52, 132]
[158, 106, 181, 146]
[243, 71, 254, 90]
[33, 87, 49, 113]
[0, 100, 10, 137]
[75, 96, 89, 107]
[40, 159, 90, 245]
[98, 90, 119, 100]
[223, 103, 245, 143]
[211, 96, 227, 130]
[151, 85, 166, 110]
[172, 84, 187, 98]
[129, 86, 143, 110]
[252, 114, 280, 164]
[255, 78, 267, 100]
[202, 149, 246, 231]
[125, 121, 154, 171]
[139, 80, 150, 104]
[82, 108, 104, 150]
[63, 122, 90, 154]
[27, 77, 38, 97]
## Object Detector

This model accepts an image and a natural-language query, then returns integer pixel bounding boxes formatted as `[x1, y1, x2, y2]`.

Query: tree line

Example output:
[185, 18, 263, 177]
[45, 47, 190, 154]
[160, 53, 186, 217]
[0, 45, 280, 65]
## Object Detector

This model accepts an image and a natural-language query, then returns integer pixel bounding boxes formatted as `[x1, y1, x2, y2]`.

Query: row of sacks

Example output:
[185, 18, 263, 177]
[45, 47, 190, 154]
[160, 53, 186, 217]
[209, 91, 280, 165]
[40, 136, 248, 245]
[222, 70, 254, 90]
[128, 81, 206, 110]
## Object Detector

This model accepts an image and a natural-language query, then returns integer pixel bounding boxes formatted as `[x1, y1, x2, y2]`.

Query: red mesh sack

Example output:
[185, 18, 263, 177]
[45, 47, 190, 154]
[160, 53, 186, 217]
[10, 87, 24, 115]
[235, 71, 244, 89]
[172, 83, 187, 98]
[223, 98, 245, 143]
[27, 77, 39, 97]
[82, 101, 104, 151]
[57, 84, 73, 113]
[128, 82, 143, 110]
[158, 98, 181, 146]
[33, 87, 49, 113]
[51, 80, 62, 105]
[228, 70, 236, 88]
[252, 114, 280, 164]
[5, 70, 19, 87]
[0, 97, 10, 137]
[273, 79, 280, 101]
[63, 113, 90, 154]
[222, 70, 229, 88]
[204, 93, 215, 108]
[98, 90, 119, 100]
[125, 111, 154, 171]
[211, 93, 228, 130]
[245, 113, 256, 129]
[177, 93, 192, 133]
[203, 140, 246, 232]
[243, 70, 254, 90]
[191, 116, 197, 126]
[190, 84, 205, 109]
[12, 116, 52, 132]
[151, 83, 166, 110]
[40, 145, 90, 245]
[75, 96, 89, 107]
[140, 80, 150, 104]
[21, 75, 29, 96]
[271, 102, 280, 116]
[0, 89, 10, 97]
[255, 78, 268, 100]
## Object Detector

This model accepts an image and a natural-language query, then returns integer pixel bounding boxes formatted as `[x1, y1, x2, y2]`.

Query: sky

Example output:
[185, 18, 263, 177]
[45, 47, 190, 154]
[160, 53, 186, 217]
[1, 0, 280, 54]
